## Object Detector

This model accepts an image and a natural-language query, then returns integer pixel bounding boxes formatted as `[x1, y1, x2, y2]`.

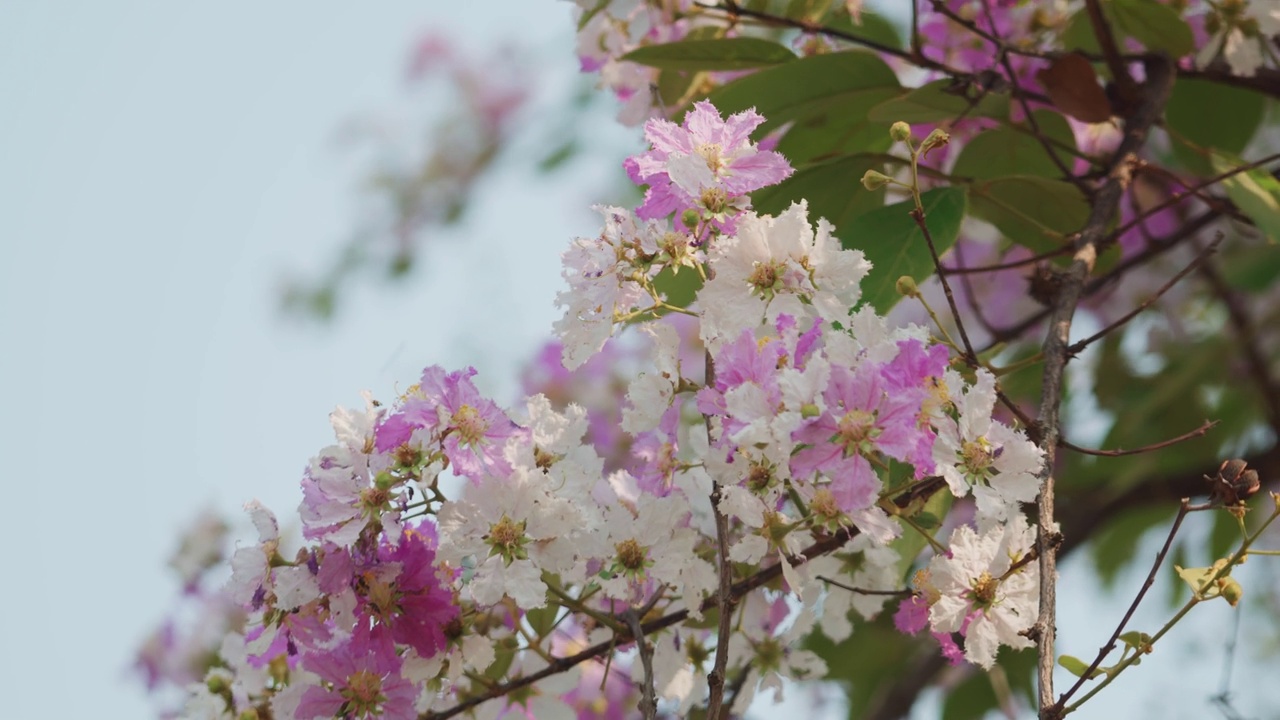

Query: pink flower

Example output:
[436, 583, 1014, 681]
[377, 366, 520, 482]
[297, 627, 416, 720]
[626, 101, 792, 228]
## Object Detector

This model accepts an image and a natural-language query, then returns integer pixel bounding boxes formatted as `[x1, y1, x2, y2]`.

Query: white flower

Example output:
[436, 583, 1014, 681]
[554, 206, 664, 369]
[928, 519, 1038, 669]
[697, 202, 870, 351]
[1196, 0, 1280, 76]
[437, 475, 586, 609]
[932, 370, 1042, 525]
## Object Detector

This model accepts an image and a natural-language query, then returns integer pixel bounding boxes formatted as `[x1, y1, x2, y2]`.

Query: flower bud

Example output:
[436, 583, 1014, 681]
[861, 169, 892, 190]
[681, 208, 701, 229]
[896, 276, 920, 297]
[890, 121, 912, 142]
[921, 128, 951, 158]
[1217, 576, 1244, 607]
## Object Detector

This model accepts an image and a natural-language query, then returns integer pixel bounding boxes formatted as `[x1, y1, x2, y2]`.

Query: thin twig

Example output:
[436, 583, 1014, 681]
[1108, 153, 1280, 243]
[624, 609, 659, 720]
[1053, 498, 1202, 709]
[1197, 246, 1280, 433]
[816, 575, 912, 596]
[914, 208, 978, 366]
[980, 209, 1220, 352]
[1065, 234, 1225, 354]
[939, 245, 1073, 275]
[976, 0, 1088, 194]
[1084, 0, 1137, 105]
[1059, 419, 1218, 457]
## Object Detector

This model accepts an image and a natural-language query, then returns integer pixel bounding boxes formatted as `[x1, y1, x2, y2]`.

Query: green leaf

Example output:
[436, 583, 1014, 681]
[822, 10, 904, 50]
[622, 37, 797, 71]
[784, 0, 834, 23]
[967, 176, 1088, 253]
[525, 605, 559, 637]
[1212, 151, 1280, 243]
[867, 79, 1010, 124]
[840, 187, 968, 313]
[752, 154, 888, 237]
[703, 51, 900, 136]
[1166, 80, 1266, 173]
[1175, 563, 1226, 598]
[1219, 242, 1280, 291]
[1109, 0, 1196, 58]
[952, 110, 1076, 180]
[1059, 654, 1102, 680]
[1060, 9, 1102, 56]
[891, 489, 953, 579]
[650, 264, 703, 313]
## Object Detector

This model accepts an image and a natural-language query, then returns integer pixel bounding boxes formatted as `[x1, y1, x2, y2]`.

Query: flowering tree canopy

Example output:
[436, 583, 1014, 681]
[142, 2, 1280, 719]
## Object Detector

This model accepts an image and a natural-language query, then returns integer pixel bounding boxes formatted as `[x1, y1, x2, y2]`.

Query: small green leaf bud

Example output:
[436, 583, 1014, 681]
[890, 121, 912, 142]
[861, 169, 892, 190]
[896, 275, 919, 297]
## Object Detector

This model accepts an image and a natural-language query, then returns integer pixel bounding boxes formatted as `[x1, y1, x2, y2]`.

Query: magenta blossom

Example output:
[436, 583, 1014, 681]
[297, 626, 416, 720]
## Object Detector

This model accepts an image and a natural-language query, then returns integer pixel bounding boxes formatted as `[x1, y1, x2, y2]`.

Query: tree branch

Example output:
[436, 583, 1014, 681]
[1032, 54, 1175, 720]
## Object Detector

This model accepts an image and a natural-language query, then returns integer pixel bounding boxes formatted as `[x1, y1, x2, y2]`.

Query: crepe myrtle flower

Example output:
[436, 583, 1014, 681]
[925, 519, 1038, 669]
[625, 100, 792, 230]
[696, 202, 870, 350]
[296, 626, 416, 720]
[376, 365, 520, 482]
[931, 369, 1042, 524]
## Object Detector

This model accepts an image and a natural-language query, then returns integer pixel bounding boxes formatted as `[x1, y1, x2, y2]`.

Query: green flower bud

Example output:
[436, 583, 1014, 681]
[1217, 576, 1244, 607]
[896, 276, 920, 297]
[681, 208, 701, 229]
[921, 128, 951, 158]
[861, 169, 892, 190]
[890, 121, 912, 142]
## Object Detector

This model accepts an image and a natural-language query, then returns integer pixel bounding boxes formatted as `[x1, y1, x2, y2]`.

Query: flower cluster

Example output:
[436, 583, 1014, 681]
[141, 102, 1046, 720]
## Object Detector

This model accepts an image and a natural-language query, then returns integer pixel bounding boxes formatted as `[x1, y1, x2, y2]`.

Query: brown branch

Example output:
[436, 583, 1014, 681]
[624, 609, 659, 720]
[1059, 419, 1218, 458]
[704, 480, 735, 719]
[1031, 54, 1175, 720]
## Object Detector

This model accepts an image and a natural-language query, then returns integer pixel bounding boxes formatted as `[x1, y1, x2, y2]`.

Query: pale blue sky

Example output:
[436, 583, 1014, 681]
[0, 2, 1274, 718]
